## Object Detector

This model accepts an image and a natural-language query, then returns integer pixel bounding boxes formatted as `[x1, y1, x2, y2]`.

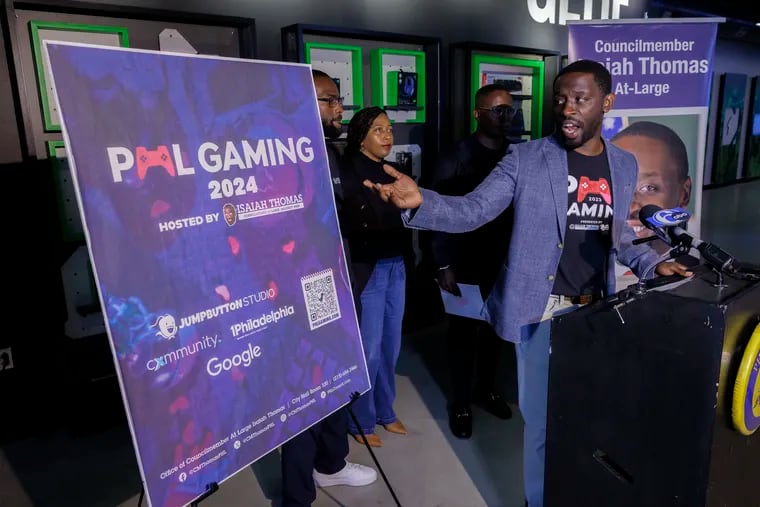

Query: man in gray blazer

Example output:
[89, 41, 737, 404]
[364, 60, 691, 507]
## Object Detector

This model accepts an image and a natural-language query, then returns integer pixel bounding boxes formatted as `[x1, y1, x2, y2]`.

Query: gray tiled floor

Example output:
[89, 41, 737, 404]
[701, 180, 760, 263]
[0, 324, 524, 507]
[2, 179, 758, 507]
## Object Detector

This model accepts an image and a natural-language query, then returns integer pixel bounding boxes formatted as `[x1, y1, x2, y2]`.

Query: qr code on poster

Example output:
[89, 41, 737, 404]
[301, 268, 341, 330]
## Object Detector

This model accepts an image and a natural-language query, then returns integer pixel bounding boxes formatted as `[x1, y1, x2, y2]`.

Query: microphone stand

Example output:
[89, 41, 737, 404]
[631, 234, 693, 286]
[633, 233, 731, 287]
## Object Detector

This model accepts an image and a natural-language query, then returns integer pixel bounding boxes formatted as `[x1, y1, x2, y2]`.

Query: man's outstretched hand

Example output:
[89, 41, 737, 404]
[655, 261, 692, 278]
[362, 164, 423, 209]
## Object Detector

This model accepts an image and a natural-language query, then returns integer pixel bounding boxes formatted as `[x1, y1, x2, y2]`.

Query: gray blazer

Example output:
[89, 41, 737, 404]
[409, 135, 661, 343]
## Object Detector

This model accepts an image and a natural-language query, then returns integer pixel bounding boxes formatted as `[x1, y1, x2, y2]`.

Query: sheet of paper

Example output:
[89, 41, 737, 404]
[439, 283, 485, 321]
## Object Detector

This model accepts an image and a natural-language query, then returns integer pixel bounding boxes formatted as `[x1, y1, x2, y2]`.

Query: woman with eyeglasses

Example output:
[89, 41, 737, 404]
[338, 106, 412, 447]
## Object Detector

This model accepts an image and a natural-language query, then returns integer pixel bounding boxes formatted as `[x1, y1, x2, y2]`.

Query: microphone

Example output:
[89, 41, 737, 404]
[638, 205, 692, 245]
[637, 204, 736, 272]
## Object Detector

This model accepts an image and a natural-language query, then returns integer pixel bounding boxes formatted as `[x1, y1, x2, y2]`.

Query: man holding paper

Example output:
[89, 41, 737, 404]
[432, 83, 515, 439]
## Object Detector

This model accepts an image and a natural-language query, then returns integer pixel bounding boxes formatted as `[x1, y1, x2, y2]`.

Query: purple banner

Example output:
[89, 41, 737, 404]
[569, 21, 717, 109]
[46, 43, 369, 507]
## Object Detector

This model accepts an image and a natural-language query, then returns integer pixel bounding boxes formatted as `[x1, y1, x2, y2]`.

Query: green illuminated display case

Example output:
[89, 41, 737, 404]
[370, 47, 426, 124]
[450, 42, 561, 145]
[281, 23, 441, 182]
[303, 41, 364, 123]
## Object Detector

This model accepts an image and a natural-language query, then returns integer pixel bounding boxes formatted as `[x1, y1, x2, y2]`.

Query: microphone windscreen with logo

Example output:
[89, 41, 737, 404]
[637, 204, 662, 231]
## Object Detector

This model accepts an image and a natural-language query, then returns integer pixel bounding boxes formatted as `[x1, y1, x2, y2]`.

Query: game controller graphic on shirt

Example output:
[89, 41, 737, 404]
[577, 176, 611, 205]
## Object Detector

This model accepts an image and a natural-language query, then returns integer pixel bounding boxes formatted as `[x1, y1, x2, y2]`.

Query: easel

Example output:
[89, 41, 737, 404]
[347, 391, 402, 507]
[136, 392, 401, 507]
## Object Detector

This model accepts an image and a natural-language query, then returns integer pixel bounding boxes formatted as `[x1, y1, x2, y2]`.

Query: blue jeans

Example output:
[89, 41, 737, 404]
[516, 296, 577, 507]
[348, 257, 406, 435]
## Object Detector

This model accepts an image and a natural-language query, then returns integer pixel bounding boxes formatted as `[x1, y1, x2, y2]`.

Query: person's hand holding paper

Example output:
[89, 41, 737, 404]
[438, 281, 485, 321]
[437, 266, 461, 297]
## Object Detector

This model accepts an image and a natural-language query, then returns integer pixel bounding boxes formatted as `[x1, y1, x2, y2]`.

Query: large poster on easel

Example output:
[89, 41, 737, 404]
[568, 19, 719, 289]
[45, 41, 370, 507]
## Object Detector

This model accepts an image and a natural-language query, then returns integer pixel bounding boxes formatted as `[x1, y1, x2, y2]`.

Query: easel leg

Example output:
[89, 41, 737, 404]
[346, 391, 403, 507]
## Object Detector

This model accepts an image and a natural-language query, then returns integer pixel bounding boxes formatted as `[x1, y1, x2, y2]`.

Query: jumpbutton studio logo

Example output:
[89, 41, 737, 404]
[152, 314, 178, 340]
[150, 288, 277, 344]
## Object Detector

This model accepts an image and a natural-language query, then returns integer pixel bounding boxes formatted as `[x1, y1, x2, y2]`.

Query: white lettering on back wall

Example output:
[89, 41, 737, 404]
[527, 0, 631, 25]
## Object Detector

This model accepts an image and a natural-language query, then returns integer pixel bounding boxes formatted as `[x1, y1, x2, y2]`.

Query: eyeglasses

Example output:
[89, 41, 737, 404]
[369, 126, 393, 135]
[553, 97, 589, 108]
[317, 96, 344, 108]
[478, 105, 516, 118]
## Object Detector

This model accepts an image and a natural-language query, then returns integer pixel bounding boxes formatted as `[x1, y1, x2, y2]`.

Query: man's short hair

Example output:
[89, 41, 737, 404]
[475, 83, 511, 107]
[611, 121, 689, 181]
[556, 59, 612, 95]
[312, 69, 331, 80]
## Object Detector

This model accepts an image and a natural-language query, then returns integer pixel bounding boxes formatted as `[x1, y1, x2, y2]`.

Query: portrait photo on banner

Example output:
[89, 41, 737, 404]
[603, 113, 699, 218]
[605, 113, 701, 291]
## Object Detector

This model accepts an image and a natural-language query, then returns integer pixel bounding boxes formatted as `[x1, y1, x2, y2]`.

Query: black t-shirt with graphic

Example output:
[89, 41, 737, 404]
[552, 148, 613, 296]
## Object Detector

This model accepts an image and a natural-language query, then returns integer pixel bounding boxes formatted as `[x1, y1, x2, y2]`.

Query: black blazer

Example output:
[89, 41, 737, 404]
[338, 151, 412, 302]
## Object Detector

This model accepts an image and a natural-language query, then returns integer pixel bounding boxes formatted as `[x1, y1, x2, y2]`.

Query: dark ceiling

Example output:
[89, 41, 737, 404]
[650, 0, 760, 46]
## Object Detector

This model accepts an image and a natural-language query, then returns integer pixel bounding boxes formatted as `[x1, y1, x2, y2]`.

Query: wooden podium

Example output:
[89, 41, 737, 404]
[545, 265, 759, 507]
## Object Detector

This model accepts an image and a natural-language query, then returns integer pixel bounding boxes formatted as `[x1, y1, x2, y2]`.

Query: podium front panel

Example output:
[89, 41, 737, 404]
[545, 289, 725, 507]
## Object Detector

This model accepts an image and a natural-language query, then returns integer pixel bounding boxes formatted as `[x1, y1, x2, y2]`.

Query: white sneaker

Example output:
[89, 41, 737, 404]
[313, 461, 378, 487]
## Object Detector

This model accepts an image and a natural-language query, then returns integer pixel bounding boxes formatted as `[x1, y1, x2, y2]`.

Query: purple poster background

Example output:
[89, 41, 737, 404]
[46, 43, 370, 507]
[568, 22, 717, 109]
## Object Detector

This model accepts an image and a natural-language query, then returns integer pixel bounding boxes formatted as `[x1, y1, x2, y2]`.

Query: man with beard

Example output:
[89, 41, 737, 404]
[432, 84, 515, 439]
[278, 70, 377, 507]
[362, 60, 691, 507]
[312, 70, 346, 188]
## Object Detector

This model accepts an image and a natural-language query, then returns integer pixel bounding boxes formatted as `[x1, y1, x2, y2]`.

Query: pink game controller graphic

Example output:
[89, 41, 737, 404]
[136, 146, 176, 180]
[577, 176, 611, 204]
